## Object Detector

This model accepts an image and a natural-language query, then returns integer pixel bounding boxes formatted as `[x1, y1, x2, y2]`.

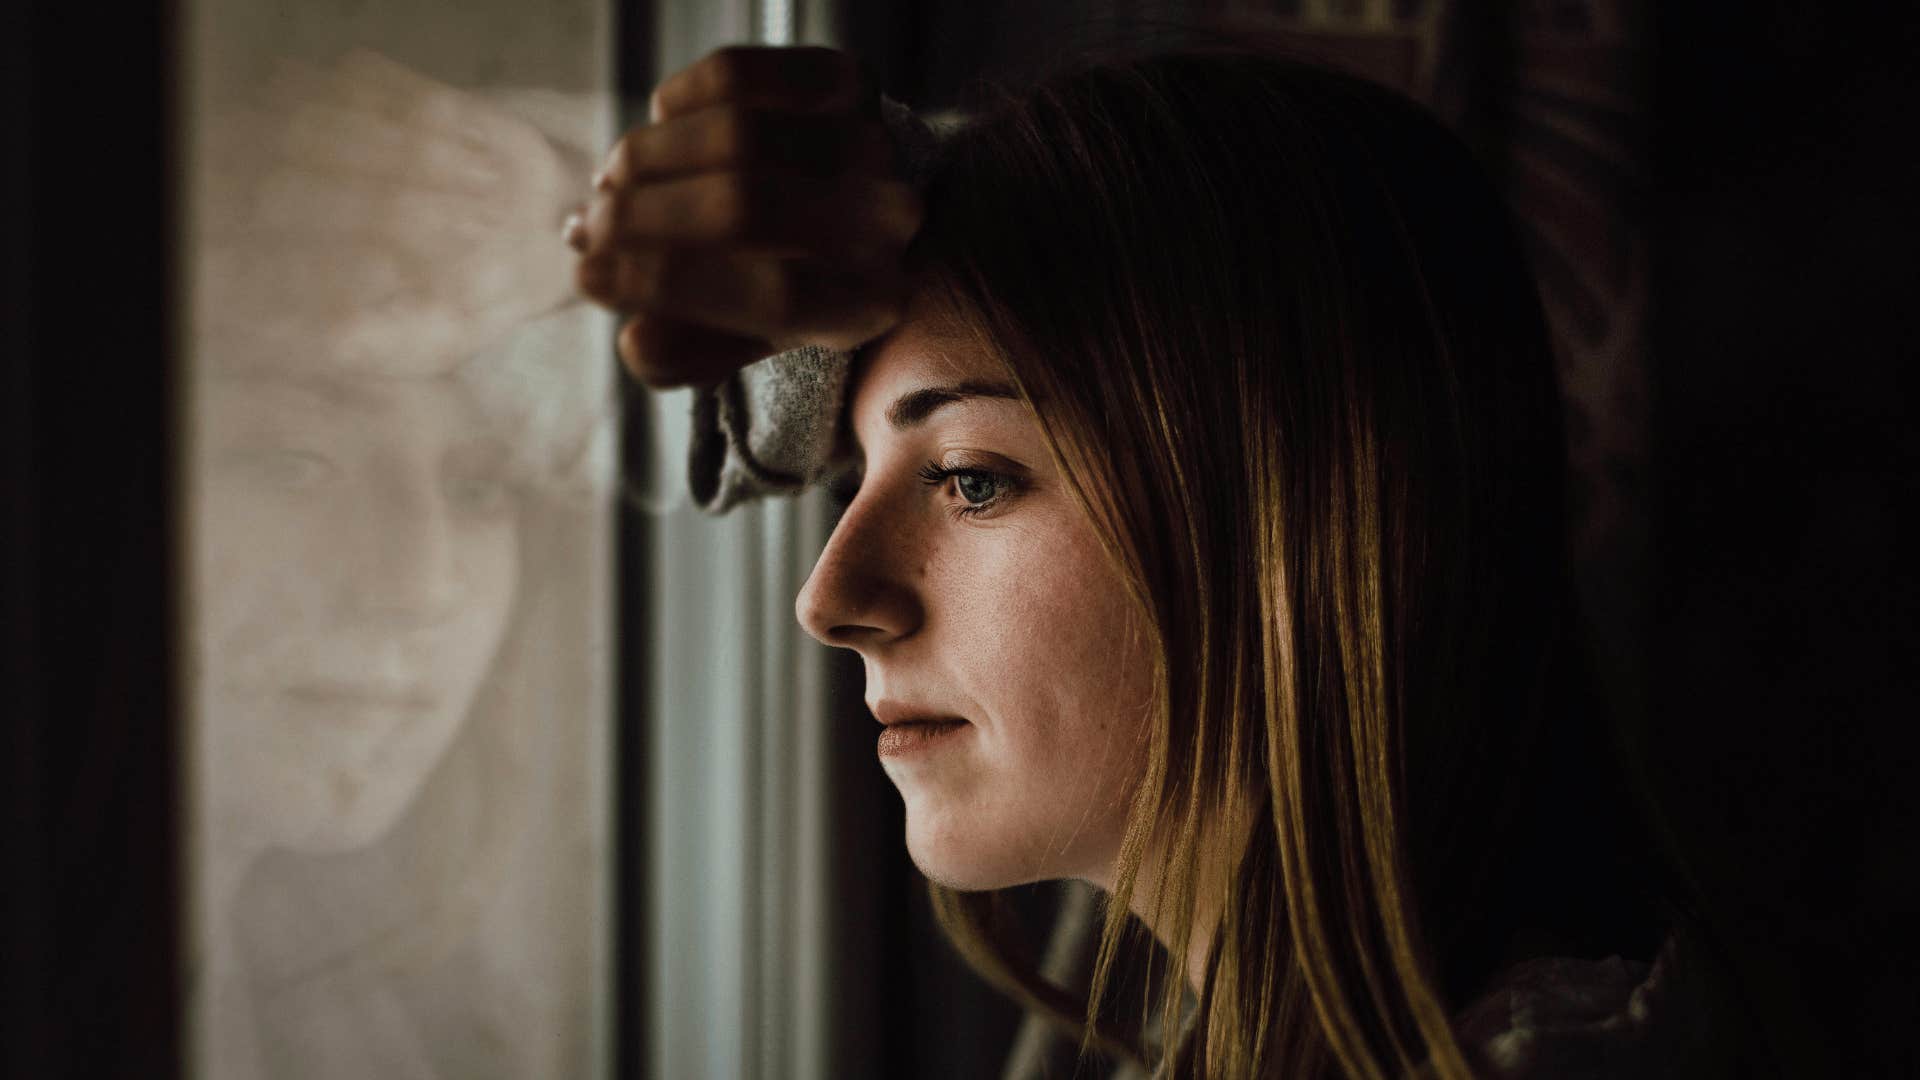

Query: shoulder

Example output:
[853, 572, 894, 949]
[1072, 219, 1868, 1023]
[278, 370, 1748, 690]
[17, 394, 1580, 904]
[1452, 936, 1702, 1079]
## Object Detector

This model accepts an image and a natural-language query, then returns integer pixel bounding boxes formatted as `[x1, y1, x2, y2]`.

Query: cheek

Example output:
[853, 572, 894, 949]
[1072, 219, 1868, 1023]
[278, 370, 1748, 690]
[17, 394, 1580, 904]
[446, 517, 519, 672]
[430, 518, 514, 707]
[929, 515, 1154, 862]
[944, 516, 1144, 718]
[1018, 563, 1151, 778]
[195, 484, 340, 654]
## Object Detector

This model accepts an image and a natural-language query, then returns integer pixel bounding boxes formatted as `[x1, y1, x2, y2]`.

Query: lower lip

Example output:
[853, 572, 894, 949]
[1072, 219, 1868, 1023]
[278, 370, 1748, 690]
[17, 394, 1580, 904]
[877, 720, 969, 758]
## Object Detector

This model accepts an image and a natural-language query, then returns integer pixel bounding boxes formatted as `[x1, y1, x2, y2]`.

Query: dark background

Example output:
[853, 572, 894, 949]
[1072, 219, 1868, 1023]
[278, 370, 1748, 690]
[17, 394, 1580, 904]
[7, 1, 1915, 1076]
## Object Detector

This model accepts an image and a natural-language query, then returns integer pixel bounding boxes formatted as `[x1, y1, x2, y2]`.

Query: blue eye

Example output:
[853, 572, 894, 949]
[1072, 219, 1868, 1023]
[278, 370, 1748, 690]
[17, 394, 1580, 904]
[954, 471, 999, 505]
[916, 460, 1022, 519]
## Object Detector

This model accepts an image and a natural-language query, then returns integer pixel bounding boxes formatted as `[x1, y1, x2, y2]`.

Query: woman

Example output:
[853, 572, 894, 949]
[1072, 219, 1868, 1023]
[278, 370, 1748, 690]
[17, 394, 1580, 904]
[575, 41, 1718, 1078]
[192, 49, 613, 1078]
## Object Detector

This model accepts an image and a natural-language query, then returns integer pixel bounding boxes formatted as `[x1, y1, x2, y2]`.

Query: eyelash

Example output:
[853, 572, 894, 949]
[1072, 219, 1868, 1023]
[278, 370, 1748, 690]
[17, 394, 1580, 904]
[915, 461, 1023, 519]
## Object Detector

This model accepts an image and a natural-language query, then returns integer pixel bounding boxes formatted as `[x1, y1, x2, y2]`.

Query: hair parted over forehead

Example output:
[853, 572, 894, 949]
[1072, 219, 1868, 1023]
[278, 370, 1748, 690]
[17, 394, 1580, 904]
[906, 42, 1665, 1078]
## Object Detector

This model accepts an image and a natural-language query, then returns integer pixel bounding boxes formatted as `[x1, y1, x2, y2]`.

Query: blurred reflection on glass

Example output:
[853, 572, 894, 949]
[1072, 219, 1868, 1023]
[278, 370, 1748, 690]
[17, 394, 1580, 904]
[185, 34, 612, 1080]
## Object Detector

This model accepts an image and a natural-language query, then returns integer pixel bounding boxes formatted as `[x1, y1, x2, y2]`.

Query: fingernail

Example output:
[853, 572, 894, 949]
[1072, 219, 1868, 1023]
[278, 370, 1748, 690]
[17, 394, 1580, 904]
[563, 211, 587, 251]
[595, 142, 624, 190]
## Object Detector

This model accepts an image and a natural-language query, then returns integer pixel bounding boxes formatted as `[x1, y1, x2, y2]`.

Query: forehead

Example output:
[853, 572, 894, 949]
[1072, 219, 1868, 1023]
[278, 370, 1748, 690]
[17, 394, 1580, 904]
[851, 299, 1006, 418]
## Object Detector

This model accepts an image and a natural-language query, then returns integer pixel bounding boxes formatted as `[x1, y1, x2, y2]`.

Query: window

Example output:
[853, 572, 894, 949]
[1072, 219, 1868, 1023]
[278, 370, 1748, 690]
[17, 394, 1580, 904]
[180, 3, 619, 1075]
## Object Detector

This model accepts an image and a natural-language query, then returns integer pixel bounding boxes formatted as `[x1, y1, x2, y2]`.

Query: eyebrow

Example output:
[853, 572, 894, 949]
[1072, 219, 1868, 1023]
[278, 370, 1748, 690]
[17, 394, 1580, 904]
[884, 380, 1023, 430]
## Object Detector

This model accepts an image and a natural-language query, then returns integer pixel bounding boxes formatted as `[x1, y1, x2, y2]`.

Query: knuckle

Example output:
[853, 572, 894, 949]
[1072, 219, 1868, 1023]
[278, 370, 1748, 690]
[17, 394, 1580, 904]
[790, 47, 859, 96]
[704, 173, 757, 239]
[601, 187, 635, 235]
[711, 105, 757, 165]
[618, 319, 683, 387]
[704, 46, 754, 96]
[576, 256, 615, 303]
[649, 250, 690, 309]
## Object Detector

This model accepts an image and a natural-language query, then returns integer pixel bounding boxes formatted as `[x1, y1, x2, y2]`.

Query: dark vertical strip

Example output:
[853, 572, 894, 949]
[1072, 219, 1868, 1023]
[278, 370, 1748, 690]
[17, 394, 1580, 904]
[1, 7, 47, 1079]
[612, 4, 657, 1079]
[613, 405, 656, 1080]
[1431, 0, 1520, 179]
[6, 0, 183, 1076]
[1648, 3, 1920, 1076]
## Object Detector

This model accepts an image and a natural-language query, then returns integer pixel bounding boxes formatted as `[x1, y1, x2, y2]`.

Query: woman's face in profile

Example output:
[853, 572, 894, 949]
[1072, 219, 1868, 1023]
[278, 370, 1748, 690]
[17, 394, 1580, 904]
[194, 372, 520, 856]
[796, 297, 1156, 891]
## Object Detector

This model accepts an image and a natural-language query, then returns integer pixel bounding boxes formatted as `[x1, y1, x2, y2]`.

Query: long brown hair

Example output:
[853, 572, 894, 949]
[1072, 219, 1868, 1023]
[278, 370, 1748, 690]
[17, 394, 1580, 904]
[910, 44, 1665, 1077]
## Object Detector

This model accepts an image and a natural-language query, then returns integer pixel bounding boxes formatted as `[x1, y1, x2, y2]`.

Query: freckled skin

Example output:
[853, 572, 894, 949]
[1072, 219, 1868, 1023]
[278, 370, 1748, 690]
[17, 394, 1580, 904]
[795, 298, 1156, 891]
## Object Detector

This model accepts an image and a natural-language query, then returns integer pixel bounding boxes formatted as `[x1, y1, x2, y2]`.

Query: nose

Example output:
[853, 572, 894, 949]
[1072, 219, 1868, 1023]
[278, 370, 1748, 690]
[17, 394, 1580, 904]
[795, 493, 922, 650]
[344, 474, 468, 626]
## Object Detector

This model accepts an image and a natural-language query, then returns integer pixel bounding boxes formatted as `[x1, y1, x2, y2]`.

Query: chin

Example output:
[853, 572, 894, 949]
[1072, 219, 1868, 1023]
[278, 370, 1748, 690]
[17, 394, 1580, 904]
[255, 745, 448, 854]
[272, 780, 417, 854]
[902, 803, 1047, 892]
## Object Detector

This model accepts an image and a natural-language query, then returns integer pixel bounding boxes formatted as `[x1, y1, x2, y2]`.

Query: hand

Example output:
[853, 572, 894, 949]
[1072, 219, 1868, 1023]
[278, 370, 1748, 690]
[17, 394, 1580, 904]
[570, 46, 923, 388]
[196, 49, 588, 377]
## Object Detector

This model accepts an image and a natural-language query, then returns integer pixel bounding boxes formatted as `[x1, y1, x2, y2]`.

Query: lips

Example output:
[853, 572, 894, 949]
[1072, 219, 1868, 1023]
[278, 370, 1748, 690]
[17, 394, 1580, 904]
[869, 699, 970, 728]
[869, 700, 971, 759]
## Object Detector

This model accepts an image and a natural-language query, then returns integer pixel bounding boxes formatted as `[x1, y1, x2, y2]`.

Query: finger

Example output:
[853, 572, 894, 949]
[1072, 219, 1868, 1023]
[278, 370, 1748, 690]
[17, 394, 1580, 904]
[651, 46, 867, 122]
[577, 250, 909, 349]
[616, 313, 771, 389]
[597, 105, 892, 189]
[581, 170, 922, 256]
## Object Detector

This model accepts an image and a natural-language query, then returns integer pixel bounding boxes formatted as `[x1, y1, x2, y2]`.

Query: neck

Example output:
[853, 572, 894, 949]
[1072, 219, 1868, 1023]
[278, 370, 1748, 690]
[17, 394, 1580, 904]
[1086, 801, 1253, 998]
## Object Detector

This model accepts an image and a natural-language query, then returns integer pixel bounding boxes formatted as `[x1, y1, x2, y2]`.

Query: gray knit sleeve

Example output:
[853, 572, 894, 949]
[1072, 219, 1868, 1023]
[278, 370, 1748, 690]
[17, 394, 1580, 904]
[686, 96, 942, 513]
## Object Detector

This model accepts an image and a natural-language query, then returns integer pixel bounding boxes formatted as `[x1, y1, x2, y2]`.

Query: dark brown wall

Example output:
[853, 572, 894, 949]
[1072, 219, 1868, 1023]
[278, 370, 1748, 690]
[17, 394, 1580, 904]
[1647, 4, 1919, 1075]
[5, 4, 183, 1079]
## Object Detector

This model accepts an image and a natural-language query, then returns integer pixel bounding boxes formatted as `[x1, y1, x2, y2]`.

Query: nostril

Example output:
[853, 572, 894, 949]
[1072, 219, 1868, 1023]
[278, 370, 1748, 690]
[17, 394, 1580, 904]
[795, 577, 921, 649]
[825, 622, 884, 647]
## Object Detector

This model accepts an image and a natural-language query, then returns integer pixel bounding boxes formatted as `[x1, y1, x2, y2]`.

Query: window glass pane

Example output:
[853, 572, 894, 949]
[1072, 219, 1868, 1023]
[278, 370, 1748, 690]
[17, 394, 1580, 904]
[179, 3, 617, 1077]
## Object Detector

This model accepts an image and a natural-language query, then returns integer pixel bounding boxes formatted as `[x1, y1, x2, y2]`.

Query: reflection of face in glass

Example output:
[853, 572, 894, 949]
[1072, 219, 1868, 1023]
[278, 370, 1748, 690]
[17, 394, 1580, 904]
[194, 372, 520, 856]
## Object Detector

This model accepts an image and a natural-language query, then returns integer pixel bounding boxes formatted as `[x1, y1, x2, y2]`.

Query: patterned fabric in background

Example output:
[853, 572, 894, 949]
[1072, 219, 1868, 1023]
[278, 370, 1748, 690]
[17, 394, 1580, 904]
[1198, 0, 1650, 601]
